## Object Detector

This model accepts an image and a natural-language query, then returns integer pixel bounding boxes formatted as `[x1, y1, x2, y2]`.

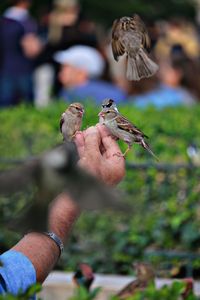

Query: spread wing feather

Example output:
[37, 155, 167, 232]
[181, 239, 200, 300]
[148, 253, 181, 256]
[111, 19, 125, 61]
[132, 14, 151, 50]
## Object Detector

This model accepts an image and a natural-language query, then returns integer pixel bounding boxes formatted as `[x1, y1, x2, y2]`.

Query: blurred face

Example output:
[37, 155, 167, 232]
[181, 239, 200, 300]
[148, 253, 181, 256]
[159, 62, 182, 87]
[58, 64, 87, 87]
[17, 0, 32, 9]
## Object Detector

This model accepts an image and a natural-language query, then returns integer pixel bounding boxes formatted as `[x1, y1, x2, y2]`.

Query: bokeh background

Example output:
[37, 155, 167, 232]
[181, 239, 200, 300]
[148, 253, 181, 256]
[1, 0, 200, 281]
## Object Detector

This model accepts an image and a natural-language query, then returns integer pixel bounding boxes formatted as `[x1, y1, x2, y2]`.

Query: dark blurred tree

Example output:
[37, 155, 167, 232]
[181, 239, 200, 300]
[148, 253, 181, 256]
[0, 0, 196, 26]
[79, 0, 196, 26]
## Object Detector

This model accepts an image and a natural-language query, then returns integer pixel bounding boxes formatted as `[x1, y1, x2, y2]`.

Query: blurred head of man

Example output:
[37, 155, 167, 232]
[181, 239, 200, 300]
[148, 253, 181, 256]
[58, 64, 88, 88]
[54, 45, 105, 88]
[12, 0, 32, 9]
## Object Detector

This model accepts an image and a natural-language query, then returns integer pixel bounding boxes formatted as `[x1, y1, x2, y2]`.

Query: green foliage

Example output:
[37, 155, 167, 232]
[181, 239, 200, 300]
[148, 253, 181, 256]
[1, 281, 199, 300]
[69, 281, 200, 300]
[79, 0, 195, 26]
[0, 0, 195, 25]
[70, 283, 188, 300]
[1, 103, 200, 275]
[112, 281, 199, 300]
[1, 103, 200, 162]
[69, 286, 101, 300]
[0, 283, 41, 300]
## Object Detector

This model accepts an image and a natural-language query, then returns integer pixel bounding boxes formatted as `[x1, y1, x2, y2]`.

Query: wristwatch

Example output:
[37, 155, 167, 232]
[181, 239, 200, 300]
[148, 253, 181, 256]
[43, 231, 64, 256]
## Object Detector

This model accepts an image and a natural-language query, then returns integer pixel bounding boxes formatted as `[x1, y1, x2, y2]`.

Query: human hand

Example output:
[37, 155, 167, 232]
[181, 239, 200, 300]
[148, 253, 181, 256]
[21, 33, 43, 58]
[74, 124, 125, 186]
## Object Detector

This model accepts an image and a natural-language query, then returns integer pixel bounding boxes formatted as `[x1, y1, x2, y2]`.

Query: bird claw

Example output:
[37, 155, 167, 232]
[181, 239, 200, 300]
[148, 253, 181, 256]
[113, 152, 126, 159]
[72, 131, 82, 139]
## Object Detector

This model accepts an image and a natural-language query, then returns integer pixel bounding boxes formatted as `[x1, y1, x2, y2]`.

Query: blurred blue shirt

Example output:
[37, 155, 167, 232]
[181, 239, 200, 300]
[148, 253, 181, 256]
[0, 250, 36, 296]
[60, 80, 127, 104]
[129, 84, 196, 109]
[0, 15, 37, 76]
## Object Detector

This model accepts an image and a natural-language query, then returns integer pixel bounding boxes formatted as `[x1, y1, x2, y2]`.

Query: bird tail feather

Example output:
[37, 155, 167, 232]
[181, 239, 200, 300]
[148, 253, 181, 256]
[141, 139, 159, 161]
[127, 48, 158, 81]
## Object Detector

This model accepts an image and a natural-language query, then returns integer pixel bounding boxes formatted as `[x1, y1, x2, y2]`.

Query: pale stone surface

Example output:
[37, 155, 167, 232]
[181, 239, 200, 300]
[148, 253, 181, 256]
[39, 271, 200, 300]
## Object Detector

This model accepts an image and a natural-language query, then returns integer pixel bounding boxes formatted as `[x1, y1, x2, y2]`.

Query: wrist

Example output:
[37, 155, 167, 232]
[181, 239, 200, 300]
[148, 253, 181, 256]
[43, 231, 64, 256]
[12, 232, 61, 282]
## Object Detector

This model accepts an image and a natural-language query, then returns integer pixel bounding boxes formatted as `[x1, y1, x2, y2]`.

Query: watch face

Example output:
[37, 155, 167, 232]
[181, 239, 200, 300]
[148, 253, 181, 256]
[44, 232, 64, 254]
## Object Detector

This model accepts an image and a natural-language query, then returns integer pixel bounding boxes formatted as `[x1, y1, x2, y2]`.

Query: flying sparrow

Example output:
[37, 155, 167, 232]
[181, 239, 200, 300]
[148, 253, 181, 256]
[99, 108, 158, 160]
[73, 263, 94, 291]
[1, 142, 125, 231]
[111, 14, 158, 81]
[116, 262, 155, 299]
[60, 102, 84, 142]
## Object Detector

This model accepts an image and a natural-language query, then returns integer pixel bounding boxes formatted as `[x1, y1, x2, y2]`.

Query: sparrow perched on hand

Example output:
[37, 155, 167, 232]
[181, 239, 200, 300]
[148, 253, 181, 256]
[111, 14, 158, 81]
[99, 98, 119, 125]
[99, 108, 158, 160]
[102, 98, 119, 112]
[60, 102, 84, 142]
[73, 263, 94, 291]
[116, 262, 155, 299]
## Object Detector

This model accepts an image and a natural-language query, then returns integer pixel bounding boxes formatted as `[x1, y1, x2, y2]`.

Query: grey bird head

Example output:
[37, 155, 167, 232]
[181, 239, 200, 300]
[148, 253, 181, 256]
[101, 98, 119, 112]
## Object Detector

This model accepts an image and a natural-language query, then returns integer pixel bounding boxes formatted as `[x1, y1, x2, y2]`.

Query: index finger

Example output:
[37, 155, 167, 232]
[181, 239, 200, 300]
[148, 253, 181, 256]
[97, 124, 122, 158]
[74, 132, 85, 158]
[83, 126, 101, 158]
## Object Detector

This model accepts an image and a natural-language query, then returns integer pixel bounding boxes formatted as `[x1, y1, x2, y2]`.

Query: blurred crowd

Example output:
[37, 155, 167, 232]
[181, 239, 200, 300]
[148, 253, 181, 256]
[1, 0, 200, 108]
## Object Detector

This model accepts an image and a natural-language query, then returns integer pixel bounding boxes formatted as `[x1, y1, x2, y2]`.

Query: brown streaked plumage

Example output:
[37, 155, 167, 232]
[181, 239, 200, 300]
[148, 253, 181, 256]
[60, 102, 84, 142]
[99, 107, 158, 160]
[117, 262, 155, 299]
[111, 14, 158, 81]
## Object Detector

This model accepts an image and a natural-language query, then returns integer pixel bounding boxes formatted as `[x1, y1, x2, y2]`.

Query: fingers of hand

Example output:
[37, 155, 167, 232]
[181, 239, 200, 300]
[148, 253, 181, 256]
[74, 132, 85, 158]
[83, 126, 101, 156]
[97, 124, 123, 158]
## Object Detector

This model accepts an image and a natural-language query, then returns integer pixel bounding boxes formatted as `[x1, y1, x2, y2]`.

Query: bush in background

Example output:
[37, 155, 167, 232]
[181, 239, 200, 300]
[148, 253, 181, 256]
[1, 103, 200, 276]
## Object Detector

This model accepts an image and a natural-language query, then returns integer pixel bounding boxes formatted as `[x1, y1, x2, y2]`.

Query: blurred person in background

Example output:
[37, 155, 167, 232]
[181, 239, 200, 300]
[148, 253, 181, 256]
[54, 45, 127, 104]
[4, 0, 36, 34]
[155, 18, 200, 61]
[0, 0, 42, 107]
[128, 45, 199, 108]
[47, 0, 97, 48]
[34, 0, 99, 107]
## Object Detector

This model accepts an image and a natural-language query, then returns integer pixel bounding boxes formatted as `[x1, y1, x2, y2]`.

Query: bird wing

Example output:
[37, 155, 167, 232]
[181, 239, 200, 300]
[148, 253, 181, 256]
[117, 279, 142, 298]
[111, 19, 125, 61]
[116, 114, 148, 138]
[132, 14, 151, 50]
[59, 113, 65, 133]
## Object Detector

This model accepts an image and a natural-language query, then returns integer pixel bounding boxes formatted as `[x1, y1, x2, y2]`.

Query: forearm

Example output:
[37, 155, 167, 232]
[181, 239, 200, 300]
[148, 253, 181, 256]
[12, 193, 80, 283]
[12, 232, 59, 283]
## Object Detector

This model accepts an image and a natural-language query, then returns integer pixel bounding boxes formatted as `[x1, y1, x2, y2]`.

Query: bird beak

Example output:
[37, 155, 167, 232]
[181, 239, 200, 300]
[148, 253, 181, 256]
[98, 111, 105, 117]
[79, 109, 84, 116]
